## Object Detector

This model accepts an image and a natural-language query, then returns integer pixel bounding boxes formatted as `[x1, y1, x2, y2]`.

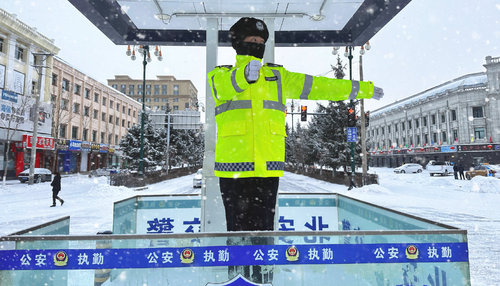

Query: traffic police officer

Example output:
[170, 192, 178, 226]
[208, 17, 383, 232]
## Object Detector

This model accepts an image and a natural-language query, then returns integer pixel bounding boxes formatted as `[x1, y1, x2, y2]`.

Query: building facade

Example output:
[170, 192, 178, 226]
[368, 56, 500, 168]
[51, 58, 141, 173]
[0, 8, 60, 178]
[107, 75, 198, 112]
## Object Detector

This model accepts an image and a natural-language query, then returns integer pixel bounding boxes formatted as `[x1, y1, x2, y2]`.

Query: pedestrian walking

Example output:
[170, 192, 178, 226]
[50, 172, 64, 207]
[458, 164, 465, 180]
[453, 162, 458, 180]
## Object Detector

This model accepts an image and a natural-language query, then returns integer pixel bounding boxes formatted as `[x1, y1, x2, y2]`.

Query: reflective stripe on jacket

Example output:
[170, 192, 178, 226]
[207, 55, 375, 178]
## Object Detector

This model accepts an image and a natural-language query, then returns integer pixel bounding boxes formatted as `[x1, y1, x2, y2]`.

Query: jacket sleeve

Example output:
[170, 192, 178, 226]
[207, 66, 250, 102]
[282, 69, 374, 101]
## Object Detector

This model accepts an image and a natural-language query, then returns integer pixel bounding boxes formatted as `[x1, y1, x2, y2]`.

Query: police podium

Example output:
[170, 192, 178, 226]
[0, 194, 471, 285]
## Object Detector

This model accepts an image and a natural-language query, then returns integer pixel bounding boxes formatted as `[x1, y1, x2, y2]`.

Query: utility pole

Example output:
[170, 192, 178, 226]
[347, 46, 356, 190]
[29, 52, 53, 185]
[359, 54, 368, 185]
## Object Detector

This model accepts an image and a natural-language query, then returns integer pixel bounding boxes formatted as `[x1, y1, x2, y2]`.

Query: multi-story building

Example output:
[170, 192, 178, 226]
[368, 56, 500, 168]
[51, 58, 141, 173]
[107, 75, 198, 112]
[0, 8, 59, 178]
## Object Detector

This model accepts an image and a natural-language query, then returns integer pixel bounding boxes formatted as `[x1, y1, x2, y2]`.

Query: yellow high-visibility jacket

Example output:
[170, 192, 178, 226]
[207, 55, 375, 178]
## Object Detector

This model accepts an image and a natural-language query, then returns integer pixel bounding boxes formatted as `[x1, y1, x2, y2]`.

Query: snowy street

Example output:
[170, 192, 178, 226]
[1, 168, 499, 285]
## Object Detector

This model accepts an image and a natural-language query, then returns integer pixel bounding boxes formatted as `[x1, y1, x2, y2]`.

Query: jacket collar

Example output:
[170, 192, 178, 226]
[235, 55, 262, 68]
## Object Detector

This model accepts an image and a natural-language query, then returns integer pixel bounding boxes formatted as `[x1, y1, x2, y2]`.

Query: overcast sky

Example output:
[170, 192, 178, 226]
[2, 0, 499, 115]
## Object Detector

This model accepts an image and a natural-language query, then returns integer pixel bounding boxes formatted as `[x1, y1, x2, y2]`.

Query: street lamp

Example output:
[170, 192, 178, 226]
[332, 42, 371, 189]
[125, 44, 163, 175]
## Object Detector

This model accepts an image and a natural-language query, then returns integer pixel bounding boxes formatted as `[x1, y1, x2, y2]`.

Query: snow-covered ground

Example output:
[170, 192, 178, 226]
[1, 168, 499, 285]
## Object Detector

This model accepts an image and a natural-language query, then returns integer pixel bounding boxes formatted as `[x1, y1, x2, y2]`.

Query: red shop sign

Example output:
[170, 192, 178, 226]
[22, 135, 55, 150]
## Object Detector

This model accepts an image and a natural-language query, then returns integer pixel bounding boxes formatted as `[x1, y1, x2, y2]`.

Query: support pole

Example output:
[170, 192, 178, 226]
[359, 55, 368, 185]
[348, 46, 356, 190]
[201, 18, 224, 232]
[139, 46, 148, 176]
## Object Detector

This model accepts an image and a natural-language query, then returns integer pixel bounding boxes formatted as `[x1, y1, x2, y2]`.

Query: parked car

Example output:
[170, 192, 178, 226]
[89, 168, 119, 177]
[18, 168, 52, 183]
[466, 164, 498, 180]
[193, 169, 203, 188]
[426, 161, 454, 176]
[394, 163, 423, 174]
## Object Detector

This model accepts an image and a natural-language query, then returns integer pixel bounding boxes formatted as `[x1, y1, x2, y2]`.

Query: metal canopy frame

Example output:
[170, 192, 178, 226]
[69, 0, 410, 47]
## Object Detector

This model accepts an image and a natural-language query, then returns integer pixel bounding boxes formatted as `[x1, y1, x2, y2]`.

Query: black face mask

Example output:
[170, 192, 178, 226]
[235, 42, 266, 59]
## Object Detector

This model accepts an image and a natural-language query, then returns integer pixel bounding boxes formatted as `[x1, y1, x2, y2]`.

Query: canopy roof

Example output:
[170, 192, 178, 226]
[69, 0, 411, 47]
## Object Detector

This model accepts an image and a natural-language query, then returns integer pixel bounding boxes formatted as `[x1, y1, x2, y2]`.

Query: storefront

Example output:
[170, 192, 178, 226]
[10, 135, 55, 176]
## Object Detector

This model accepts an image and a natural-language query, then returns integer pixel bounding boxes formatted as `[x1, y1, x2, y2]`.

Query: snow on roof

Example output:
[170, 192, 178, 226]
[372, 73, 488, 117]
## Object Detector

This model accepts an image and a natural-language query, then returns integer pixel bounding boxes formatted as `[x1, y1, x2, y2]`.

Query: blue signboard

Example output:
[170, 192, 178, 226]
[0, 242, 468, 270]
[68, 140, 82, 151]
[440, 145, 457, 153]
[347, 127, 357, 142]
[1, 90, 18, 103]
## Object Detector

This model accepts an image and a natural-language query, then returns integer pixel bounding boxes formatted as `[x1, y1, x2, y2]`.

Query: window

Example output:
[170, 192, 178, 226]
[432, 133, 437, 144]
[161, 106, 166, 110]
[442, 131, 447, 143]
[74, 84, 81, 95]
[128, 121, 130, 128]
[83, 129, 88, 141]
[93, 109, 98, 119]
[381, 127, 385, 135]
[129, 85, 135, 95]
[59, 124, 67, 138]
[451, 109, 457, 121]
[474, 127, 485, 139]
[128, 108, 131, 115]
[72, 126, 79, 139]
[441, 113, 446, 123]
[431, 114, 436, 125]
[116, 103, 120, 111]
[15, 45, 24, 61]
[472, 106, 483, 118]
[423, 117, 427, 127]
[120, 84, 126, 93]
[154, 85, 160, 95]
[173, 98, 179, 102]
[161, 98, 168, 102]
[51, 94, 57, 103]
[92, 130, 97, 142]
[417, 135, 421, 145]
[60, 99, 69, 111]
[0, 37, 3, 53]
[402, 122, 405, 131]
[146, 98, 151, 103]
[94, 93, 99, 103]
[133, 111, 136, 117]
[109, 100, 113, 109]
[154, 98, 160, 102]
[115, 135, 119, 144]
[137, 84, 143, 95]
[52, 74, 58, 86]
[84, 88, 90, 99]
[115, 117, 119, 125]
[101, 132, 105, 143]
[146, 84, 151, 95]
[185, 102, 189, 109]
[415, 119, 419, 128]
[408, 120, 412, 129]
[73, 103, 80, 114]
[173, 105, 179, 110]
[102, 112, 106, 121]
[453, 129, 458, 141]
[122, 119, 125, 127]
[62, 79, 70, 91]
[84, 106, 90, 117]
[109, 115, 113, 123]
[111, 84, 118, 89]
[162, 85, 167, 95]
[123, 106, 126, 113]
[173, 85, 179, 95]
[424, 134, 429, 145]
[108, 134, 112, 144]
[102, 97, 106, 106]
[394, 124, 398, 132]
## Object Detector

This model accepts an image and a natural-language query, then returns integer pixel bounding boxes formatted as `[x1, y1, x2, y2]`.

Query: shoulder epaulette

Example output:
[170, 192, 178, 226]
[265, 63, 283, 67]
[215, 65, 233, 69]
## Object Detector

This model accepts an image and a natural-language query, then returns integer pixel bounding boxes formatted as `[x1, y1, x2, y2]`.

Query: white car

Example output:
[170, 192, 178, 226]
[18, 168, 53, 183]
[193, 169, 203, 188]
[427, 161, 454, 176]
[394, 163, 423, 174]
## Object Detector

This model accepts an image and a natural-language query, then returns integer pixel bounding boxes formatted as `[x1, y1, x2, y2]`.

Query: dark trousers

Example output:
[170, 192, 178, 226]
[219, 177, 279, 231]
[219, 177, 278, 284]
[454, 171, 458, 179]
[52, 190, 63, 205]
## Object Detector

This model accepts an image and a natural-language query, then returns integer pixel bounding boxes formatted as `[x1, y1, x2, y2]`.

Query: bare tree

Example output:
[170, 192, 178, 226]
[50, 86, 70, 172]
[1, 92, 34, 186]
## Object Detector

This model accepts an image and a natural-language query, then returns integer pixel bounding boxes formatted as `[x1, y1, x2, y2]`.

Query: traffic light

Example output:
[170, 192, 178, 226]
[348, 107, 356, 127]
[365, 111, 370, 127]
[300, 105, 307, 121]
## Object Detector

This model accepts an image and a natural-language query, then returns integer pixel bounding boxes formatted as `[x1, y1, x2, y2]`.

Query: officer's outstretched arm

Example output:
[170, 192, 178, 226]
[207, 66, 250, 102]
[282, 70, 381, 101]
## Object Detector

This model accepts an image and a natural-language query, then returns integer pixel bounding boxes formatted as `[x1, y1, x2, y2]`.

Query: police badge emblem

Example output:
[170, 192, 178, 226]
[405, 245, 419, 260]
[180, 248, 194, 264]
[285, 246, 299, 262]
[206, 274, 272, 286]
[256, 21, 264, 31]
[54, 251, 68, 266]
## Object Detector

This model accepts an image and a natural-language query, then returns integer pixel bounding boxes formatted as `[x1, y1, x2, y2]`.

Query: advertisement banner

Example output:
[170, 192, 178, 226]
[0, 64, 5, 88]
[0, 94, 52, 134]
[22, 135, 55, 150]
[68, 140, 82, 151]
